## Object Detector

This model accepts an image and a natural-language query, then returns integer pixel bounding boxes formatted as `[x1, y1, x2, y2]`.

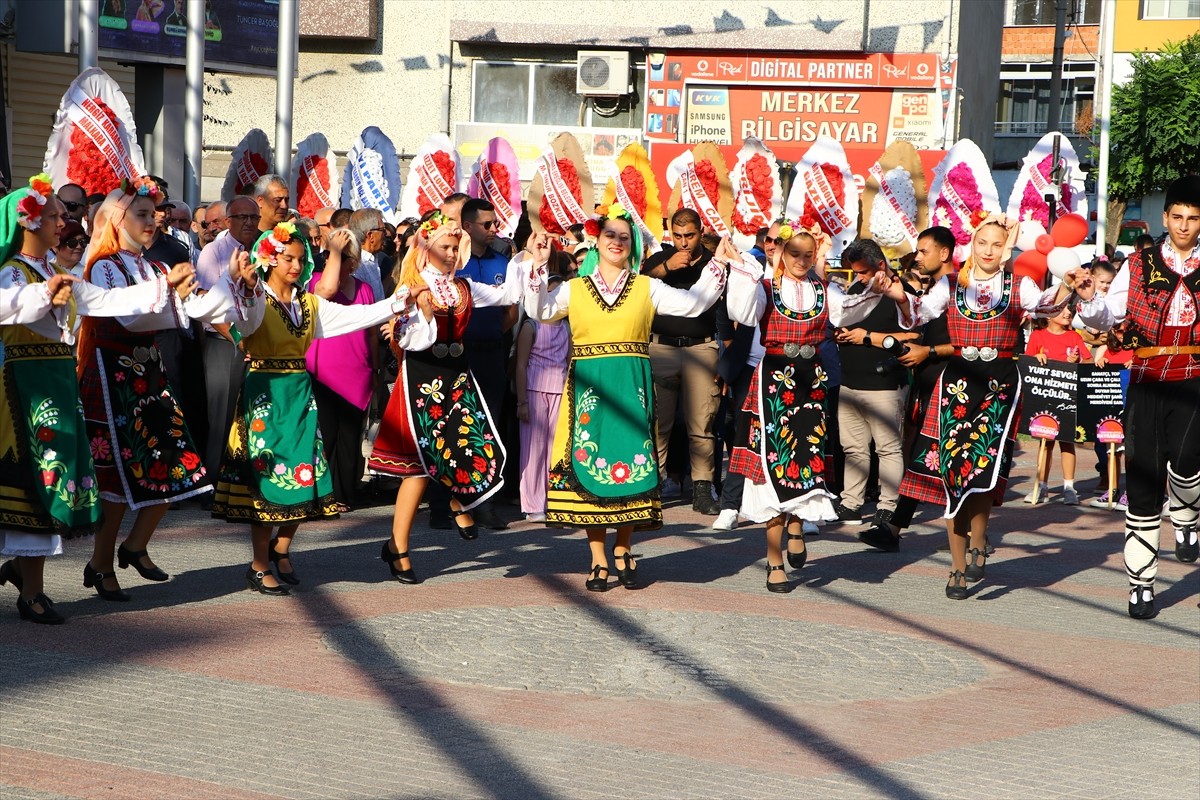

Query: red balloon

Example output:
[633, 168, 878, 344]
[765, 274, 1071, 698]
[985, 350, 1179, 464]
[1051, 213, 1089, 248]
[1034, 233, 1055, 255]
[1014, 250, 1048, 287]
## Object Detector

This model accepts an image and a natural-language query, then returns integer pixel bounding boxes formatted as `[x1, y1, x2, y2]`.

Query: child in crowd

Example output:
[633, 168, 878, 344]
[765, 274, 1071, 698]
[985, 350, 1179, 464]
[514, 274, 570, 522]
[1024, 302, 1088, 505]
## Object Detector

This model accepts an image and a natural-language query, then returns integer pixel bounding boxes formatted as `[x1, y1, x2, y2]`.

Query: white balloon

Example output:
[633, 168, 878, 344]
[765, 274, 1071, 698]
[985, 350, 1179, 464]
[1046, 247, 1081, 280]
[1015, 219, 1047, 253]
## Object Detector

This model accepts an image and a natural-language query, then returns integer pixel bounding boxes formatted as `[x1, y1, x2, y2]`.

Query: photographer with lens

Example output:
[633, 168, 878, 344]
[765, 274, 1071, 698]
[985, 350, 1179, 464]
[860, 227, 957, 551]
[832, 240, 920, 536]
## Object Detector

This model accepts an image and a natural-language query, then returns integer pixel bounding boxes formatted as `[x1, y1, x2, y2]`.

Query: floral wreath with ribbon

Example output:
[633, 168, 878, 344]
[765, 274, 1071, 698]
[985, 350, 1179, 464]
[250, 220, 315, 285]
[15, 173, 54, 231]
[577, 202, 642, 278]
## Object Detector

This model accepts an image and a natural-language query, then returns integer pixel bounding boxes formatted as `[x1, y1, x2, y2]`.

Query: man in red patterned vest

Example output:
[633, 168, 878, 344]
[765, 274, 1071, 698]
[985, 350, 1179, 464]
[1073, 175, 1200, 619]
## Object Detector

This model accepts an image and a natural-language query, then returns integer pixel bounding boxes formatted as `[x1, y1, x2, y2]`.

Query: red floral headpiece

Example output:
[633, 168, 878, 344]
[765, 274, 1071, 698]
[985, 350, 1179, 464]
[254, 221, 299, 266]
[120, 176, 160, 199]
[16, 173, 54, 231]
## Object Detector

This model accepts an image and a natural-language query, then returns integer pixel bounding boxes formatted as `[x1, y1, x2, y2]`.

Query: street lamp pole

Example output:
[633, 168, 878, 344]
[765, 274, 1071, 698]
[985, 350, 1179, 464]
[274, 0, 298, 180]
[184, 0, 205, 208]
[1094, 0, 1117, 253]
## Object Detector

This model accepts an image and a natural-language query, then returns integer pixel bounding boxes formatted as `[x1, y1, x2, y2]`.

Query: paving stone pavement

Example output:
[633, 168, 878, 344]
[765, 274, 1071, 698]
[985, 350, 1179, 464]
[1, 440, 1197, 799]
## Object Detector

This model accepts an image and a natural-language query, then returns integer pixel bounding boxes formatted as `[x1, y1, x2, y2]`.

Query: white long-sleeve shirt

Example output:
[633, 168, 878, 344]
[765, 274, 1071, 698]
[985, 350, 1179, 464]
[724, 253, 878, 328]
[898, 271, 1065, 329]
[1077, 242, 1200, 332]
[0, 283, 54, 326]
[419, 259, 525, 310]
[238, 283, 436, 350]
[523, 253, 726, 322]
[88, 250, 244, 332]
[0, 254, 175, 344]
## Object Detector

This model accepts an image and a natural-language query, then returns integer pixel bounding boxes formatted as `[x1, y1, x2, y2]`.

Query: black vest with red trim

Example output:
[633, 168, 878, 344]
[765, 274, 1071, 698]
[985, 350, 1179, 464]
[1121, 246, 1200, 382]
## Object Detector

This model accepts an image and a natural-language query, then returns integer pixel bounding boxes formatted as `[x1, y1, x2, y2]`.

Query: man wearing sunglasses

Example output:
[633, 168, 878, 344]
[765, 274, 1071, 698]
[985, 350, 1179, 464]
[57, 183, 88, 227]
[196, 201, 225, 249]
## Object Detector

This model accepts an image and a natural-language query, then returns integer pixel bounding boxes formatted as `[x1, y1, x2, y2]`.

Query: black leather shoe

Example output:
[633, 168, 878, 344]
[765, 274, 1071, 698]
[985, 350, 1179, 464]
[615, 552, 639, 589]
[765, 563, 793, 593]
[785, 530, 807, 569]
[692, 481, 720, 515]
[0, 560, 24, 591]
[246, 567, 290, 596]
[1128, 584, 1157, 619]
[859, 525, 900, 552]
[1176, 525, 1199, 563]
[380, 542, 420, 584]
[945, 570, 968, 600]
[964, 547, 987, 583]
[117, 544, 169, 582]
[83, 562, 131, 601]
[585, 565, 609, 592]
[17, 593, 65, 625]
[453, 515, 479, 541]
[269, 537, 300, 585]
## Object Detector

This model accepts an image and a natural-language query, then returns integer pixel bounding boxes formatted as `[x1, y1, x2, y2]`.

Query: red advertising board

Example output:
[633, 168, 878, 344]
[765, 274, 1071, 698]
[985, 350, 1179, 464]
[644, 50, 956, 209]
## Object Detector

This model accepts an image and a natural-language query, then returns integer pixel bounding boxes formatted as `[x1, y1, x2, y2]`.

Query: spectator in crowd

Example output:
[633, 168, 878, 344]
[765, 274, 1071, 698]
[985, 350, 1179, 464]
[253, 173, 290, 233]
[748, 226, 769, 264]
[56, 182, 88, 226]
[440, 192, 470, 224]
[831, 239, 915, 536]
[308, 228, 377, 512]
[312, 207, 334, 254]
[195, 201, 223, 249]
[711, 273, 761, 532]
[195, 196, 260, 496]
[514, 271, 570, 523]
[1080, 259, 1130, 509]
[191, 204, 209, 247]
[348, 208, 388, 302]
[860, 226, 957, 552]
[641, 208, 722, 514]
[51, 220, 88, 275]
[1023, 303, 1088, 504]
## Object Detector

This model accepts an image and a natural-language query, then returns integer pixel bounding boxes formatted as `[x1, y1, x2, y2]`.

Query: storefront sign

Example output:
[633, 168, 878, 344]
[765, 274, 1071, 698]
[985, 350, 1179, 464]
[99, 0, 280, 72]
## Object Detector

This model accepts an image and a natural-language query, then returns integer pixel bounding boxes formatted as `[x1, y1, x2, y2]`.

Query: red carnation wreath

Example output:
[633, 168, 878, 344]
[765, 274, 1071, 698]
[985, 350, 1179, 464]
[693, 159, 720, 208]
[486, 162, 513, 207]
[733, 153, 773, 235]
[296, 155, 330, 219]
[417, 151, 457, 216]
[234, 152, 270, 197]
[801, 163, 846, 237]
[539, 157, 582, 235]
[618, 165, 648, 219]
[67, 99, 123, 196]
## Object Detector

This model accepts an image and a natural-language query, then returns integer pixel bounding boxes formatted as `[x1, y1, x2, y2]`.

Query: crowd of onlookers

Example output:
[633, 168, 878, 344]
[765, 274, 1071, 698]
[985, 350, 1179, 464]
[43, 178, 1144, 543]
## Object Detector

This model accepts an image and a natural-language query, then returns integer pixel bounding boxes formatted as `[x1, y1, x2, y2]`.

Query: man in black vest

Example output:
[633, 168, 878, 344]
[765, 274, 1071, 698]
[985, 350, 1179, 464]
[641, 208, 721, 514]
[832, 239, 918, 534]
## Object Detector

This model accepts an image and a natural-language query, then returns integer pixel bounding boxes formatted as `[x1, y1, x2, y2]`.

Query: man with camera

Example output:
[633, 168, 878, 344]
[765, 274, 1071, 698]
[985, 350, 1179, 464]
[832, 239, 919, 536]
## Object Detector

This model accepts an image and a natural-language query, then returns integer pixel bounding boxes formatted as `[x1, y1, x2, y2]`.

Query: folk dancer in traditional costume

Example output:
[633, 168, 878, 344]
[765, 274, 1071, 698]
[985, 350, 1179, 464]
[0, 175, 200, 623]
[523, 204, 726, 591]
[78, 178, 253, 602]
[724, 222, 886, 592]
[212, 222, 433, 595]
[1072, 176, 1200, 619]
[368, 213, 520, 585]
[880, 213, 1068, 599]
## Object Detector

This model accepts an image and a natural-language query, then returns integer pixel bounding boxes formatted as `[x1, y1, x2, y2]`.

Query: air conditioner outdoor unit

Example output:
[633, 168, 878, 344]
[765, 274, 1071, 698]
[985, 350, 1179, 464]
[576, 50, 632, 96]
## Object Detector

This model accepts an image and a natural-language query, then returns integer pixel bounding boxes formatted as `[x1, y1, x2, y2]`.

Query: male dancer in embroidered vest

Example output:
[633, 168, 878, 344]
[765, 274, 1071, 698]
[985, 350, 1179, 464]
[881, 214, 1067, 599]
[524, 204, 726, 592]
[1072, 176, 1200, 619]
[0, 175, 199, 623]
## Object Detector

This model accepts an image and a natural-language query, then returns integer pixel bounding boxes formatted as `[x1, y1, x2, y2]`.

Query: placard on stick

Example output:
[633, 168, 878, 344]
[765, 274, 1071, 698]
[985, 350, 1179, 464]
[1017, 356, 1079, 442]
[1077, 365, 1126, 444]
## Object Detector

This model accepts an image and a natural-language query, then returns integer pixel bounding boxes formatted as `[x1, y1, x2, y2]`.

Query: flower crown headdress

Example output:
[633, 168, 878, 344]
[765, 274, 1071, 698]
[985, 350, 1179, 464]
[120, 176, 160, 199]
[418, 211, 461, 243]
[577, 203, 642, 278]
[254, 221, 299, 266]
[965, 209, 1010, 237]
[15, 173, 54, 231]
[776, 214, 822, 244]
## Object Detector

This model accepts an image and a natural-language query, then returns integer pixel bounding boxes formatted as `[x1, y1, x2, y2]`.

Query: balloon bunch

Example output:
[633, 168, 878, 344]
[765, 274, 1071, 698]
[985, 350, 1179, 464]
[1012, 213, 1090, 287]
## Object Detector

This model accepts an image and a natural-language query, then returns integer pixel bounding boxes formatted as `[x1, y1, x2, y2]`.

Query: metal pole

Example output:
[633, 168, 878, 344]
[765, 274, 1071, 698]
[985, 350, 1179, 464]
[274, 0, 298, 179]
[1047, 0, 1067, 134]
[78, 0, 99, 72]
[184, 0, 204, 208]
[1094, 0, 1117, 255]
[1047, 134, 1061, 229]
